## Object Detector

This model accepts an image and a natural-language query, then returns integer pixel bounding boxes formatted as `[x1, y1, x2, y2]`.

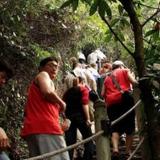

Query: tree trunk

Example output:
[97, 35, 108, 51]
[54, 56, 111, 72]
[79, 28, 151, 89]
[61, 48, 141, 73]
[139, 79, 160, 160]
[119, 0, 160, 159]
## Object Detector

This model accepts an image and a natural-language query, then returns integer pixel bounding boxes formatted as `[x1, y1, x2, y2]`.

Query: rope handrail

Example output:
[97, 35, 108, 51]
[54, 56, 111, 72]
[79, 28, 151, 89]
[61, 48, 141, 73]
[24, 131, 103, 160]
[24, 99, 142, 160]
[127, 137, 144, 160]
[111, 100, 142, 126]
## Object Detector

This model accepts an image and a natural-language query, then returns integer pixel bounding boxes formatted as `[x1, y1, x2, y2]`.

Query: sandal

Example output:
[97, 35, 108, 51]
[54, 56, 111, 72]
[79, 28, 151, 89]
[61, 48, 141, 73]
[112, 151, 120, 160]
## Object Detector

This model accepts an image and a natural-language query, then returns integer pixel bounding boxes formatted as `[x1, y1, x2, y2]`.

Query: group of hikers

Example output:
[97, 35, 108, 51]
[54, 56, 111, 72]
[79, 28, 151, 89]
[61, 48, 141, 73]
[0, 49, 138, 160]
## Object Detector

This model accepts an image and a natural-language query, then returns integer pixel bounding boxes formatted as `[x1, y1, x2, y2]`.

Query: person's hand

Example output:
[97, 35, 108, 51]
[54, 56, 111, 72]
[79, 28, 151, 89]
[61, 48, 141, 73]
[61, 119, 71, 132]
[86, 120, 92, 127]
[0, 127, 10, 150]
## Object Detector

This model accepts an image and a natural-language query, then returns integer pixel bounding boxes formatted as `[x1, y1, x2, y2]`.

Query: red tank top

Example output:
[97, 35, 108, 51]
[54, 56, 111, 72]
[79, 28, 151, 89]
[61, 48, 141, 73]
[103, 68, 132, 106]
[21, 81, 63, 137]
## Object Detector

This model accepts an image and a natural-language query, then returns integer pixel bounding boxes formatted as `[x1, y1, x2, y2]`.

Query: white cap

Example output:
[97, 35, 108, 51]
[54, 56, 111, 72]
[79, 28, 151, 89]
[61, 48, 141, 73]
[78, 51, 86, 60]
[112, 60, 126, 69]
[112, 60, 124, 66]
[96, 49, 106, 59]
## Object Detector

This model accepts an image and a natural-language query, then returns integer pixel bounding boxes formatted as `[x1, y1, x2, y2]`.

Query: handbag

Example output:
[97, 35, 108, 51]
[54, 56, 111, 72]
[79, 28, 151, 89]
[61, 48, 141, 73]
[110, 74, 133, 103]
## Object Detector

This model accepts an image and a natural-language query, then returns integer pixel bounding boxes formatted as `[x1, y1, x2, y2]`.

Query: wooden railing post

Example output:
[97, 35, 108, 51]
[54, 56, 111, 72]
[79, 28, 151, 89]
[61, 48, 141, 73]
[94, 99, 111, 160]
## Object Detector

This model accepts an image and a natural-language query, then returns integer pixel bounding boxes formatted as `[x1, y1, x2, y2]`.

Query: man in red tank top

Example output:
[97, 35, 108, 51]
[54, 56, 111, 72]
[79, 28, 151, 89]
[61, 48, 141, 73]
[21, 57, 70, 160]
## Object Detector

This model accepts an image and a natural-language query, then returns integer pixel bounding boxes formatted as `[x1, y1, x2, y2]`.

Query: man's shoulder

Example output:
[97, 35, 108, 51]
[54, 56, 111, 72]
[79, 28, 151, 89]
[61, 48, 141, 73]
[37, 71, 49, 78]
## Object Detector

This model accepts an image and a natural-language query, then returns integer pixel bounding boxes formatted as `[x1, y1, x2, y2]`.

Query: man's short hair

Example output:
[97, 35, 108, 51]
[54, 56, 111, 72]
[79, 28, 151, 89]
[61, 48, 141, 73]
[39, 56, 59, 67]
[69, 57, 78, 66]
[0, 60, 13, 79]
[78, 76, 85, 83]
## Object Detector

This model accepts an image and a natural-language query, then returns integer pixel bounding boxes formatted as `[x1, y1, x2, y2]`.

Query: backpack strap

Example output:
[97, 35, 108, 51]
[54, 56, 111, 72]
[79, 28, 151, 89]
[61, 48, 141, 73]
[110, 74, 124, 93]
[70, 71, 77, 77]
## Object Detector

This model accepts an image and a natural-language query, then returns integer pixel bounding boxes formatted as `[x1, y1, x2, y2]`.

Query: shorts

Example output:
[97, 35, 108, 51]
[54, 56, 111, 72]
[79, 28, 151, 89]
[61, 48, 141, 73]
[25, 134, 70, 160]
[0, 151, 10, 160]
[107, 97, 135, 135]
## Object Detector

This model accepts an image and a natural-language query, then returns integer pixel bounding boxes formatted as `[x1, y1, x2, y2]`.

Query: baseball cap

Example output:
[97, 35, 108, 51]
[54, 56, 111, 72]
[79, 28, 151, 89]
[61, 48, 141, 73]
[112, 60, 124, 66]
[112, 60, 126, 69]
[78, 51, 86, 60]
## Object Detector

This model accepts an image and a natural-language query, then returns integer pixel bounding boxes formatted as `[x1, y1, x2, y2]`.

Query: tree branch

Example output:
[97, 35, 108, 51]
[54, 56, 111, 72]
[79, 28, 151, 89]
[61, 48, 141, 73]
[119, 0, 146, 77]
[101, 16, 133, 56]
[142, 9, 160, 27]
[135, 2, 159, 10]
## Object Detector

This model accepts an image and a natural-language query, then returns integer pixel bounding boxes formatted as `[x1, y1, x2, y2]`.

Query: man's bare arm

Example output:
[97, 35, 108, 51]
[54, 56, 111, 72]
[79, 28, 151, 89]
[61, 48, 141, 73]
[0, 127, 10, 150]
[82, 104, 92, 126]
[127, 70, 138, 85]
[36, 71, 66, 112]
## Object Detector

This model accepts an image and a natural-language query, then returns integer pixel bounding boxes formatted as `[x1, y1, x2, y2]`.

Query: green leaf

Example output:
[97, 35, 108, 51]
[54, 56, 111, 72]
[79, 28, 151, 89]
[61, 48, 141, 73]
[145, 29, 156, 37]
[105, 32, 113, 42]
[121, 18, 130, 27]
[118, 4, 123, 15]
[98, 0, 106, 18]
[98, 0, 112, 19]
[81, 0, 92, 5]
[71, 0, 79, 11]
[105, 1, 112, 19]
[89, 0, 99, 16]
[110, 18, 120, 27]
[116, 31, 125, 41]
[60, 0, 72, 9]
[152, 30, 160, 40]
